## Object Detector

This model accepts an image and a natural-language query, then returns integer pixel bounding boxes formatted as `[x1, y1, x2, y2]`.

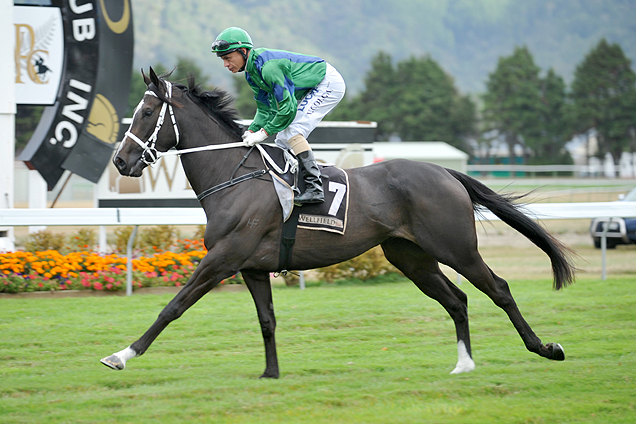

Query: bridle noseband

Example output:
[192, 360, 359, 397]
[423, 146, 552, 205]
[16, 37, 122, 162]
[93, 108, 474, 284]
[123, 81, 180, 166]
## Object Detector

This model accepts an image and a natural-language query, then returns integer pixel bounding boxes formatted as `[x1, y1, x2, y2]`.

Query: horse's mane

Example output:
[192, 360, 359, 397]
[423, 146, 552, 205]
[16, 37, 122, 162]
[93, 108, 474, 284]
[155, 72, 244, 139]
[187, 75, 245, 139]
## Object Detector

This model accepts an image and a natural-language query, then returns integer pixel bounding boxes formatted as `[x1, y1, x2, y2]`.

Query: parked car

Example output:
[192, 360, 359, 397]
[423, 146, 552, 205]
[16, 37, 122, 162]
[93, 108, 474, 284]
[589, 187, 636, 248]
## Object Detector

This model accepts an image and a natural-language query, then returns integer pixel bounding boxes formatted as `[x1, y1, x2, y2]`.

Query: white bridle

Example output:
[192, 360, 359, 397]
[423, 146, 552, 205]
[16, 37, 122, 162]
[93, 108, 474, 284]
[119, 80, 249, 166]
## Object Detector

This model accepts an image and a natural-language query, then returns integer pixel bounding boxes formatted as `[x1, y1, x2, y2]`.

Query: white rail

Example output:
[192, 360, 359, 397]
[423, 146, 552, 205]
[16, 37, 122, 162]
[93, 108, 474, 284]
[2, 203, 635, 227]
[2, 202, 635, 293]
[0, 207, 207, 227]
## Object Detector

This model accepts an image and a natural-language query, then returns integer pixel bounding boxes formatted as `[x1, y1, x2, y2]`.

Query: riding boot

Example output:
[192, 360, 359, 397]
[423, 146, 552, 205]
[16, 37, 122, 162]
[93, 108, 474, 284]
[295, 150, 324, 204]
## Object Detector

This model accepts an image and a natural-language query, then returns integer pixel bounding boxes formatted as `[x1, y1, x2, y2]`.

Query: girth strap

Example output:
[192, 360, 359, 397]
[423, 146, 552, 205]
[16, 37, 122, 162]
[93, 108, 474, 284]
[196, 170, 267, 202]
[278, 206, 301, 273]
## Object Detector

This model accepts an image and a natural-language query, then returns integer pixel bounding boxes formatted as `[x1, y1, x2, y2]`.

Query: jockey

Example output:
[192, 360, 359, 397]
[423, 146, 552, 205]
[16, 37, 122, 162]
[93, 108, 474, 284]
[211, 27, 346, 204]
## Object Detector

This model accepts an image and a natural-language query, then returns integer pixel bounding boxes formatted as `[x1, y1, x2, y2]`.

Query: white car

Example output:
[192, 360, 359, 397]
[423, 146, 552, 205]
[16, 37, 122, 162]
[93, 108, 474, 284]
[589, 187, 636, 249]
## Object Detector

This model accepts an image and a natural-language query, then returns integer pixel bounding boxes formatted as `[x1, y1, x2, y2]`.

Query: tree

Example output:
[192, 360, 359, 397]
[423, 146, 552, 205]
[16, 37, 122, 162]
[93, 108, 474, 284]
[391, 56, 476, 150]
[331, 52, 477, 151]
[531, 68, 573, 164]
[482, 46, 544, 164]
[571, 39, 636, 164]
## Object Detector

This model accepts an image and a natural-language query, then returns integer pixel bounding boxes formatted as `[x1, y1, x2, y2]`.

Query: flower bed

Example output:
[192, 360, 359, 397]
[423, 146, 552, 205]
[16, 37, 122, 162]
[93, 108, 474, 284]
[0, 239, 243, 294]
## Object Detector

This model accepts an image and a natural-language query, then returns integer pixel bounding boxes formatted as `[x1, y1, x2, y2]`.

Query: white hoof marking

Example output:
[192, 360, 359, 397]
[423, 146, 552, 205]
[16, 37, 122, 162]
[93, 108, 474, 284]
[101, 346, 137, 370]
[450, 340, 475, 374]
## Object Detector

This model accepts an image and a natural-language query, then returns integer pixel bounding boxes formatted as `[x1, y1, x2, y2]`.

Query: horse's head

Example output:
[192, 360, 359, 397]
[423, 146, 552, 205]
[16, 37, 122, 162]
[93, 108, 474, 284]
[113, 67, 182, 177]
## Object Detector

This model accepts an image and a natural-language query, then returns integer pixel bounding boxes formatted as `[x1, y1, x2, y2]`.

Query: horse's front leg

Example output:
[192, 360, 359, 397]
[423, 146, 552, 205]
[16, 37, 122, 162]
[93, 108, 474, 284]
[242, 270, 279, 378]
[100, 250, 235, 370]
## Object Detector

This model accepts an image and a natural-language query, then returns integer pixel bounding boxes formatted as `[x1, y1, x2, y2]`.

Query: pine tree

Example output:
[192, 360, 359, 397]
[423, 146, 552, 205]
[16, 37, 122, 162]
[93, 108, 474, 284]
[482, 46, 544, 164]
[571, 38, 636, 164]
[531, 69, 572, 164]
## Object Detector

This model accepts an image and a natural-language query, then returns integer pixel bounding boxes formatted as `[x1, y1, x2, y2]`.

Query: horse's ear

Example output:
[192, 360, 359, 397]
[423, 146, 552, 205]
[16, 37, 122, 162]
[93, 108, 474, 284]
[149, 67, 160, 85]
[142, 68, 151, 86]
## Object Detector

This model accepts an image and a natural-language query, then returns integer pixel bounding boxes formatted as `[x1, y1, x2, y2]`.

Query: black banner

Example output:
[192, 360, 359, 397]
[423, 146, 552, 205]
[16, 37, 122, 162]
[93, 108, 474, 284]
[19, 0, 133, 189]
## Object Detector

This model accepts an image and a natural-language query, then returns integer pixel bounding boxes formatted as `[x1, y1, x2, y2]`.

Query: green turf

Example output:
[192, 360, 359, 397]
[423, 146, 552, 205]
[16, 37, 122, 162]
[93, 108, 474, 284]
[1, 277, 634, 423]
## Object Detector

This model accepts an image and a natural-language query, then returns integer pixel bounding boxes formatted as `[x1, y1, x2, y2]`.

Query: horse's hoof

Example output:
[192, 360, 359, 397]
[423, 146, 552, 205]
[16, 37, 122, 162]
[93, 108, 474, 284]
[101, 355, 125, 370]
[259, 371, 279, 379]
[546, 343, 565, 361]
[450, 360, 476, 374]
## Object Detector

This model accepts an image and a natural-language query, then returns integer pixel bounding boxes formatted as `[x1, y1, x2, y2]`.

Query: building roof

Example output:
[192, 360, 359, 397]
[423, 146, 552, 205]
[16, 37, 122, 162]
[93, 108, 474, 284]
[373, 142, 469, 160]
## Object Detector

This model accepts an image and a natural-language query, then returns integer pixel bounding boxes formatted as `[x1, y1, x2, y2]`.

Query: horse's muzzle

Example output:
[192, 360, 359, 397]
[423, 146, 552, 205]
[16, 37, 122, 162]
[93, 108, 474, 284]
[113, 154, 145, 177]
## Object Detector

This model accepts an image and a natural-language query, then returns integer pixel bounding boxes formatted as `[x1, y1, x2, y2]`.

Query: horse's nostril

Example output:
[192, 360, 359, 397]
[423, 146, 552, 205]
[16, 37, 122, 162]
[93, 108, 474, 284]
[114, 156, 127, 171]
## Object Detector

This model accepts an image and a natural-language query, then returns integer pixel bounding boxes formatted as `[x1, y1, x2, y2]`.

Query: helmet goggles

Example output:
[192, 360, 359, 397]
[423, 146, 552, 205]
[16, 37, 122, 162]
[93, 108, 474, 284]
[212, 40, 251, 57]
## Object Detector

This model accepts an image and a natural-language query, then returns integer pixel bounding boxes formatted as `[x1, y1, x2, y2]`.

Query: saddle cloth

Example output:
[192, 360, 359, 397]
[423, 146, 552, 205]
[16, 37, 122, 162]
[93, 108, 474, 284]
[256, 144, 349, 235]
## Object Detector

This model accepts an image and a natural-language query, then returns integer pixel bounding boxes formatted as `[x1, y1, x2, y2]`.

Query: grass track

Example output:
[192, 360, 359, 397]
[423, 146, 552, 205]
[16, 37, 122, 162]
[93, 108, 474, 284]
[1, 275, 635, 423]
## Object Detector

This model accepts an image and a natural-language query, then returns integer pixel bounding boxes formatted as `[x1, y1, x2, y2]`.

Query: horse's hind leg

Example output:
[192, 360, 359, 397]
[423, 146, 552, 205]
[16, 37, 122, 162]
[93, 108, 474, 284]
[453, 254, 565, 361]
[381, 238, 475, 374]
[242, 270, 279, 379]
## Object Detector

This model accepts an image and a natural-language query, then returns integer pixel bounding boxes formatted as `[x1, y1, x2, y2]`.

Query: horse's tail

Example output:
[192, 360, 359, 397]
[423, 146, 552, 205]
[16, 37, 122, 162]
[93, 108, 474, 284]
[446, 168, 575, 290]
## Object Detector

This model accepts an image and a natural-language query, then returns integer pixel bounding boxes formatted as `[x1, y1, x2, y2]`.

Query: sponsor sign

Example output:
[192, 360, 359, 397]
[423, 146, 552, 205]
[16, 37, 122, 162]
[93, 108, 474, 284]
[14, 6, 64, 105]
[17, 0, 133, 189]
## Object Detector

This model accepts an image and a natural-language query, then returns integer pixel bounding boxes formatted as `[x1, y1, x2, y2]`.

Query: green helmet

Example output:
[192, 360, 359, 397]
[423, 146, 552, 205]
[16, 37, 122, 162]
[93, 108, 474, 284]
[211, 27, 253, 57]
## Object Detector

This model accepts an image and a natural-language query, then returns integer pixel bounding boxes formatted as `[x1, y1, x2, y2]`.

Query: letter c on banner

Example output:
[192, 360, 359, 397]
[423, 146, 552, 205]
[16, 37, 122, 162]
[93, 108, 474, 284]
[99, 0, 131, 34]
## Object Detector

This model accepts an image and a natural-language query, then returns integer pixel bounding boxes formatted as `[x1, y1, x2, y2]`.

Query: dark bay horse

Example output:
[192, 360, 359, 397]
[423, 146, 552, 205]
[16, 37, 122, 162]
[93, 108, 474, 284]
[101, 68, 575, 377]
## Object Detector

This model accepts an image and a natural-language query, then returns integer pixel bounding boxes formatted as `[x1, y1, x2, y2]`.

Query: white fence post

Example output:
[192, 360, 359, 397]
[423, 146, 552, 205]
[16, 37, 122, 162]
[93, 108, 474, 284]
[126, 226, 139, 296]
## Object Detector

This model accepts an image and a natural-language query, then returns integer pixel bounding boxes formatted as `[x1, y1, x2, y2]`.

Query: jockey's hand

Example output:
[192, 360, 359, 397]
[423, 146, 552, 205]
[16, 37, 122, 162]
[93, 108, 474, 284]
[242, 129, 269, 146]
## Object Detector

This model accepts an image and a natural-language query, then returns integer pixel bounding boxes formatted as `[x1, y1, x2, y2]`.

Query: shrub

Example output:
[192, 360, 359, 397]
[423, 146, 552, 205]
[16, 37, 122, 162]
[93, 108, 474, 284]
[316, 246, 400, 283]
[67, 228, 97, 252]
[113, 226, 135, 253]
[138, 225, 180, 254]
[193, 225, 206, 240]
[24, 230, 66, 253]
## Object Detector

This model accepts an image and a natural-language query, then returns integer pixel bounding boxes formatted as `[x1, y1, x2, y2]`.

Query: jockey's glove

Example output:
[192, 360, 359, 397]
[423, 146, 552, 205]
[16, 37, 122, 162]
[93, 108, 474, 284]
[243, 129, 269, 146]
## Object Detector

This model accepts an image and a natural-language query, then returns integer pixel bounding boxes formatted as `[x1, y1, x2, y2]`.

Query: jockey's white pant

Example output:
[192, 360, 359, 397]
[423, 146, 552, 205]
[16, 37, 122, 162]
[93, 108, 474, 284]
[275, 63, 346, 150]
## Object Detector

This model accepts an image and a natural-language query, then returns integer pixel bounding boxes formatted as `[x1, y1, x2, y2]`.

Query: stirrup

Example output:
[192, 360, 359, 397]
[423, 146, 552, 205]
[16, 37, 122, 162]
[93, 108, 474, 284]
[294, 190, 324, 205]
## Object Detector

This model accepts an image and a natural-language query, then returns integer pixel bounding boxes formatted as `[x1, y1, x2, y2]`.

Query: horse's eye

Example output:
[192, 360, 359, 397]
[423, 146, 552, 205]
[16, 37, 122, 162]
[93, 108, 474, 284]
[144, 109, 153, 117]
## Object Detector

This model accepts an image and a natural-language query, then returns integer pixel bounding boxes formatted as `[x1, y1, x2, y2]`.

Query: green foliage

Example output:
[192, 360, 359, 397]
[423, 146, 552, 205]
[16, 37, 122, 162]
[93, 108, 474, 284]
[193, 225, 206, 240]
[332, 52, 477, 151]
[112, 226, 180, 254]
[23, 229, 98, 254]
[482, 46, 543, 163]
[14, 106, 44, 153]
[316, 246, 400, 283]
[571, 38, 636, 163]
[113, 226, 135, 254]
[132, 0, 636, 98]
[24, 230, 66, 253]
[66, 228, 97, 252]
[482, 46, 575, 164]
[138, 225, 181, 253]
[531, 68, 574, 164]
